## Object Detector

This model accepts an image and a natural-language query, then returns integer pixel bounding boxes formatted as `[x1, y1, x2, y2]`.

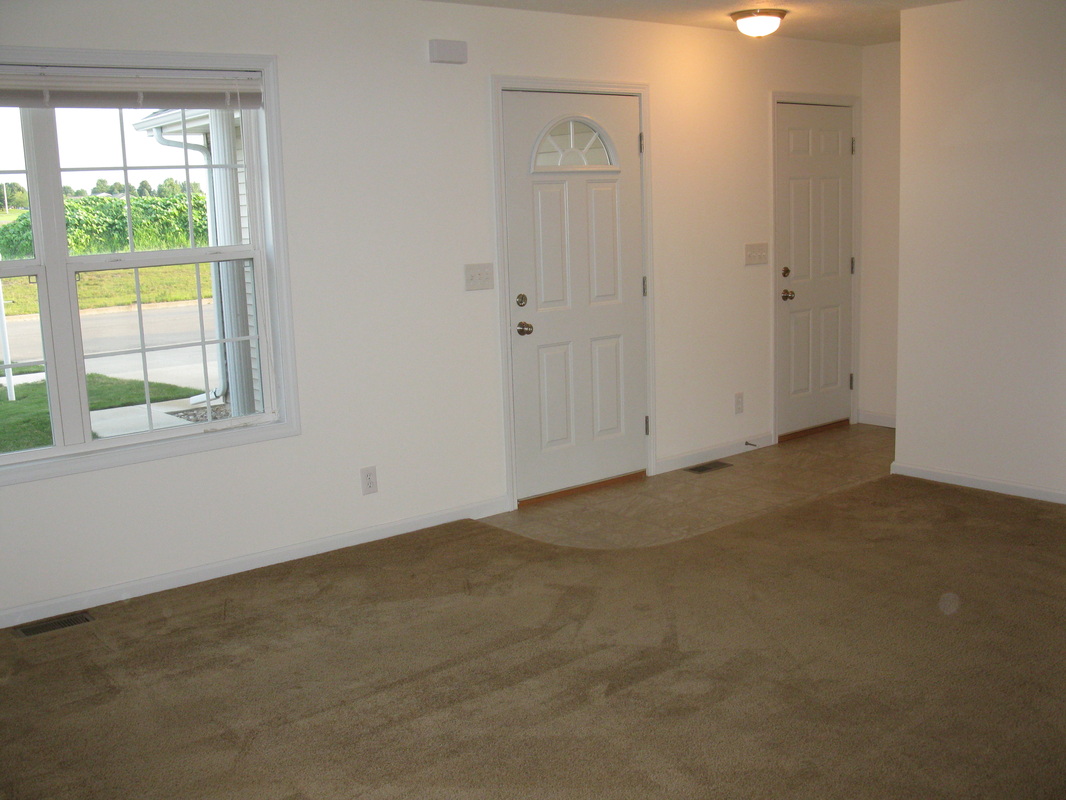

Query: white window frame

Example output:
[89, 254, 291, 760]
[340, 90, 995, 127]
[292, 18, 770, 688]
[0, 47, 299, 487]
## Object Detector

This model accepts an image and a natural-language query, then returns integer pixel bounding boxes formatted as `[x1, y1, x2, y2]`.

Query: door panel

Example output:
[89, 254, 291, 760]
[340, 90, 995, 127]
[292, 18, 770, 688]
[538, 343, 574, 449]
[588, 181, 621, 302]
[775, 102, 853, 436]
[502, 90, 645, 499]
[534, 182, 569, 308]
[591, 335, 623, 438]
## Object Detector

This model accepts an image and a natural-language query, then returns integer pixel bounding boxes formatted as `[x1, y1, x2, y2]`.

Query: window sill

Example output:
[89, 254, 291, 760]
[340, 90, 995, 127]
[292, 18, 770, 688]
[0, 412, 300, 487]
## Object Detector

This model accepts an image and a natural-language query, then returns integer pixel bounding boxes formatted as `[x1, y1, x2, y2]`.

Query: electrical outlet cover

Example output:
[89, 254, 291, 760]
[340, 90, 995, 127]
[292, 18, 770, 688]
[360, 466, 378, 495]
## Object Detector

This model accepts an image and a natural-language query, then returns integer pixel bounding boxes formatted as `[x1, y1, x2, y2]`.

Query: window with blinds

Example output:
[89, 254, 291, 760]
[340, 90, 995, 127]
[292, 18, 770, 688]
[0, 51, 297, 484]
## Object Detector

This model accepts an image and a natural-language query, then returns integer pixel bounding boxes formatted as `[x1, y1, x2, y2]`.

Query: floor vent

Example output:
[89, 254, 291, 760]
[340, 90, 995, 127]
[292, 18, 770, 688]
[13, 612, 94, 638]
[686, 460, 732, 474]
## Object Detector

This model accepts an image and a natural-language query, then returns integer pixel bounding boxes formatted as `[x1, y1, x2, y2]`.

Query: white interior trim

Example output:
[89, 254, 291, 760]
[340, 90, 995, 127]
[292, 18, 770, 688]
[857, 411, 895, 428]
[491, 76, 655, 502]
[891, 463, 1066, 507]
[0, 494, 512, 629]
[656, 432, 774, 475]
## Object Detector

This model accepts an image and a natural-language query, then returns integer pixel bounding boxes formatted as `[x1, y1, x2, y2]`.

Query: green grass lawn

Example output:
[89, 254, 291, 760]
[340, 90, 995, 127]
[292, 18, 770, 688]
[2, 264, 214, 316]
[0, 374, 200, 454]
[0, 208, 26, 225]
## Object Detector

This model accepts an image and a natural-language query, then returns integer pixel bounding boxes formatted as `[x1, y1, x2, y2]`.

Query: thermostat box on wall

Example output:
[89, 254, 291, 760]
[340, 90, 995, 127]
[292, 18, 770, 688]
[428, 40, 468, 64]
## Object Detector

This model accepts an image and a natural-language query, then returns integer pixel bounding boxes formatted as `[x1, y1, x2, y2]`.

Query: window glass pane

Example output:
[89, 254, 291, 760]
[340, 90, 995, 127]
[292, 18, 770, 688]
[559, 148, 586, 167]
[585, 146, 611, 166]
[58, 107, 249, 256]
[78, 259, 261, 438]
[56, 108, 125, 169]
[129, 169, 199, 252]
[571, 121, 596, 150]
[63, 174, 130, 256]
[0, 276, 53, 454]
[189, 166, 240, 247]
[125, 109, 200, 168]
[0, 108, 26, 172]
[139, 263, 214, 348]
[1, 108, 34, 261]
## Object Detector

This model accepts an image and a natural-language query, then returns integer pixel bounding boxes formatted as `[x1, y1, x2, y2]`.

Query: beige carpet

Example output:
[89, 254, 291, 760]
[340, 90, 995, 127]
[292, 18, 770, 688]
[2, 475, 1065, 799]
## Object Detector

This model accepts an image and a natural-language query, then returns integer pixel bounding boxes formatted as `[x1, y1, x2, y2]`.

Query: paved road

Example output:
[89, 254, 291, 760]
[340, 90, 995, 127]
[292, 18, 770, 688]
[2, 301, 217, 390]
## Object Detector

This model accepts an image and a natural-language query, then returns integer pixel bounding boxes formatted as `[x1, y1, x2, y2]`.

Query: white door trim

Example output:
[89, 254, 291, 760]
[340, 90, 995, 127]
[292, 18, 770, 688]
[492, 76, 655, 508]
[770, 92, 862, 441]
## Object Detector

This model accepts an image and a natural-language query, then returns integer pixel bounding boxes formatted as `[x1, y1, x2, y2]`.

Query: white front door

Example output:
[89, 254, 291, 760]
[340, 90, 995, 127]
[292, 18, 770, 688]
[501, 90, 646, 499]
[774, 102, 854, 436]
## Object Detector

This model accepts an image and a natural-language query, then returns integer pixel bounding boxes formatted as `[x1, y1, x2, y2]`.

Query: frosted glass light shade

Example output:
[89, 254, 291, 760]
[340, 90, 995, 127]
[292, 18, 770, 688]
[730, 9, 787, 37]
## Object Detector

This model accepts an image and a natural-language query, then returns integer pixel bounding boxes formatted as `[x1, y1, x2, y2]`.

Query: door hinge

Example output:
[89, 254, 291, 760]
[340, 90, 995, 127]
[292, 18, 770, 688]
[850, 257, 855, 274]
[851, 137, 856, 155]
[639, 132, 644, 154]
[849, 373, 854, 390]
[645, 416, 650, 435]
[642, 276, 648, 297]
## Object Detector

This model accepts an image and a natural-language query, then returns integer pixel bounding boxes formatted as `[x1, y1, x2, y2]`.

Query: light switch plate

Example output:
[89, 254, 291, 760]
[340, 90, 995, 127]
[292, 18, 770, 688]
[465, 263, 494, 291]
[745, 242, 769, 266]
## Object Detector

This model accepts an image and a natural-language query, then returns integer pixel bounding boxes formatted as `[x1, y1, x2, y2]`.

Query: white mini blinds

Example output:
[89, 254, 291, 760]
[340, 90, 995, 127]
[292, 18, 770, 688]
[0, 64, 263, 110]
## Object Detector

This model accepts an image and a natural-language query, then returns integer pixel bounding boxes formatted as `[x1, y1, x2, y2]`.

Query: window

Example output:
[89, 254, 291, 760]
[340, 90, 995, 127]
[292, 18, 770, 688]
[0, 52, 297, 484]
[533, 118, 613, 169]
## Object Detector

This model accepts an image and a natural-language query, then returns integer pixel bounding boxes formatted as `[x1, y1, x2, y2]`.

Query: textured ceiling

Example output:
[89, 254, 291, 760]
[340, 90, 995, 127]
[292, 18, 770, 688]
[420, 0, 955, 46]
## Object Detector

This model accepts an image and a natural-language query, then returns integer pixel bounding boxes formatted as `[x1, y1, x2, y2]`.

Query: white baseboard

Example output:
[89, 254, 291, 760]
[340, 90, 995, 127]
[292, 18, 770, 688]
[0, 495, 512, 630]
[654, 432, 774, 475]
[858, 411, 896, 428]
[891, 463, 1066, 506]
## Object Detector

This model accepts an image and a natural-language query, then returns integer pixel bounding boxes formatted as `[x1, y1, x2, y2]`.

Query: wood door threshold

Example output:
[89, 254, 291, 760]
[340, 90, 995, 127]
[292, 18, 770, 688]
[778, 419, 850, 443]
[518, 471, 646, 507]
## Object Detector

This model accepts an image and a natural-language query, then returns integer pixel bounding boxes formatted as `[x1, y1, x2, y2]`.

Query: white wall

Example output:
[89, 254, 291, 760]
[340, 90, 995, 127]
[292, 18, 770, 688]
[895, 0, 1066, 502]
[0, 0, 863, 623]
[858, 42, 900, 426]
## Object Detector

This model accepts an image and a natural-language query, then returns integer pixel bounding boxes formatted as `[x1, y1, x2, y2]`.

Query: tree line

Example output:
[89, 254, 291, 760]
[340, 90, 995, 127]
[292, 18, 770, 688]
[77, 177, 204, 199]
[3, 179, 204, 210]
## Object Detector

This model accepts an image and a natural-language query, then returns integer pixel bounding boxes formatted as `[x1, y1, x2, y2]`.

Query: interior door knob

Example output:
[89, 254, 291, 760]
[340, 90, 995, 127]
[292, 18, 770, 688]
[781, 290, 796, 301]
[516, 321, 534, 335]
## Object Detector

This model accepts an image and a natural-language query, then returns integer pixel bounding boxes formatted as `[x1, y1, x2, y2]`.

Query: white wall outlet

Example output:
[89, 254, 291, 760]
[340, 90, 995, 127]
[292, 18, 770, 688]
[360, 466, 378, 495]
[465, 263, 494, 291]
[734, 392, 744, 415]
[744, 243, 769, 266]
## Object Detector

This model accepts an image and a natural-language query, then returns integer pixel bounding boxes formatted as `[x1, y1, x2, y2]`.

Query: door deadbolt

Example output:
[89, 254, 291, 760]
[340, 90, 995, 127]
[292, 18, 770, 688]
[516, 293, 528, 307]
[516, 321, 534, 336]
[781, 290, 796, 301]
[782, 266, 791, 277]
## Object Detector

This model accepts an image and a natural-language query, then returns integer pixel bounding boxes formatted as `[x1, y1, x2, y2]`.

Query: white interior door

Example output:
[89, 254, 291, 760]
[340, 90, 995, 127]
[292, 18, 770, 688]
[501, 90, 646, 499]
[774, 102, 854, 436]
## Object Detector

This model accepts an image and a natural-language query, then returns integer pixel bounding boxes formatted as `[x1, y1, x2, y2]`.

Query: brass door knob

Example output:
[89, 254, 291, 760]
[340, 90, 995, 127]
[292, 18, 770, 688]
[781, 290, 796, 301]
[516, 321, 534, 336]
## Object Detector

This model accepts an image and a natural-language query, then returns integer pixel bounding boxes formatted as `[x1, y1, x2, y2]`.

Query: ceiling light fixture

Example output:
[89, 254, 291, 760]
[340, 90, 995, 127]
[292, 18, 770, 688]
[730, 8, 787, 37]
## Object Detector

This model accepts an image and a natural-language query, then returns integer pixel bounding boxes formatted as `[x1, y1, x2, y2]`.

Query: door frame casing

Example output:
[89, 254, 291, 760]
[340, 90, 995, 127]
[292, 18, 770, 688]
[770, 92, 862, 441]
[492, 76, 655, 508]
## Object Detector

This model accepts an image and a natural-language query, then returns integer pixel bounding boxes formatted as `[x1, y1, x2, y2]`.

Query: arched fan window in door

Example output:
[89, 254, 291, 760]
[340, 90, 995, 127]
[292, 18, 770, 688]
[533, 117, 614, 169]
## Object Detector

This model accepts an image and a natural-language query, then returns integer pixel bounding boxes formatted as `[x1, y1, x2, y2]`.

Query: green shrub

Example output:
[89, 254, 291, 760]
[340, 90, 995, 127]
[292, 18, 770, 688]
[0, 194, 208, 260]
[0, 210, 34, 260]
